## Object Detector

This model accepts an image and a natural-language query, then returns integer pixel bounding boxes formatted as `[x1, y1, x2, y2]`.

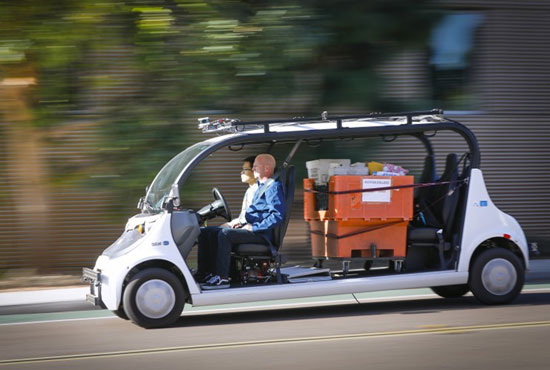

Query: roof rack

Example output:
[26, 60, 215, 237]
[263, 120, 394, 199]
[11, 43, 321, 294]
[198, 109, 444, 134]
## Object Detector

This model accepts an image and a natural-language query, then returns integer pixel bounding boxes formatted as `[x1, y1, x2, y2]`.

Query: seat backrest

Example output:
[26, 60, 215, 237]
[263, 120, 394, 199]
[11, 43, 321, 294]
[437, 153, 459, 239]
[421, 154, 438, 183]
[414, 154, 437, 202]
[271, 165, 295, 251]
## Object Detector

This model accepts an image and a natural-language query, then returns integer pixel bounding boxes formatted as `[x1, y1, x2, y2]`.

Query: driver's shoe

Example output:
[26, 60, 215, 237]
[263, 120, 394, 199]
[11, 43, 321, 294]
[194, 272, 213, 283]
[201, 275, 230, 290]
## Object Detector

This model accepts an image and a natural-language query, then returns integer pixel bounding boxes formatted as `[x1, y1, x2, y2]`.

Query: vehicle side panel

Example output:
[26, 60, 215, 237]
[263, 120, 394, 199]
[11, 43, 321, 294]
[457, 169, 529, 272]
[190, 270, 468, 307]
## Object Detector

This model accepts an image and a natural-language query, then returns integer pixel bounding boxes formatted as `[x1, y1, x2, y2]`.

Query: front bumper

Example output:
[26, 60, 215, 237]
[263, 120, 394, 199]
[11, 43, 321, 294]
[82, 268, 103, 307]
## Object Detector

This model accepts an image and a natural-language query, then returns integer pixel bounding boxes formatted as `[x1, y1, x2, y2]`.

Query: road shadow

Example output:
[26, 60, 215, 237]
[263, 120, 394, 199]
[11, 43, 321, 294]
[169, 291, 550, 329]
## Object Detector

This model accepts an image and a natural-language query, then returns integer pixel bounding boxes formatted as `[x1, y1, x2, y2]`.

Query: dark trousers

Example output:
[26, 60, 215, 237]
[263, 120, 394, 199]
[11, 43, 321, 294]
[197, 226, 222, 275]
[216, 228, 268, 278]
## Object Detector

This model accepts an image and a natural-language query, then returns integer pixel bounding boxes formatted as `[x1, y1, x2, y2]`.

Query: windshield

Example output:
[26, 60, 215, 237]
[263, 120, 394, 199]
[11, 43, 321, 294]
[143, 141, 212, 212]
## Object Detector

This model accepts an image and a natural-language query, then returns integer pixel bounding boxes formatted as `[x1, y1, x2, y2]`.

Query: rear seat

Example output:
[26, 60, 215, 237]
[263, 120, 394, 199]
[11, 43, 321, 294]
[407, 153, 459, 269]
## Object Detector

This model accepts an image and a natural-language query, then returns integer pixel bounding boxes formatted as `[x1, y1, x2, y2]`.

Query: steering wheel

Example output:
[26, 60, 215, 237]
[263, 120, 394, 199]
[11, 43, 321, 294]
[196, 187, 232, 222]
[212, 188, 232, 221]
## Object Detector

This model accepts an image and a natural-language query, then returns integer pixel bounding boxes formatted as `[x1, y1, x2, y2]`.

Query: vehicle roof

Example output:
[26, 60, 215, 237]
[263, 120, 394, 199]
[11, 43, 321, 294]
[236, 114, 447, 135]
[177, 110, 480, 188]
[198, 111, 479, 166]
[201, 110, 447, 136]
[200, 117, 442, 146]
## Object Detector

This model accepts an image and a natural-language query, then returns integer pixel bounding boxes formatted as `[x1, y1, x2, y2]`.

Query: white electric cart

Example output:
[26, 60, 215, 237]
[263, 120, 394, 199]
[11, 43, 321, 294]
[83, 110, 528, 328]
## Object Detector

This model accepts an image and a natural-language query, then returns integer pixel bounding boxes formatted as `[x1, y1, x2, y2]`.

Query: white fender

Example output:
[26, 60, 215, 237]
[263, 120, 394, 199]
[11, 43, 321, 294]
[457, 169, 528, 272]
[94, 212, 199, 310]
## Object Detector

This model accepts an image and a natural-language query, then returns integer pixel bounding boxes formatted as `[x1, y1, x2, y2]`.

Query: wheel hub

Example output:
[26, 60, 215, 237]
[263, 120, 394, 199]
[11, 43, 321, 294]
[135, 279, 176, 319]
[481, 258, 517, 296]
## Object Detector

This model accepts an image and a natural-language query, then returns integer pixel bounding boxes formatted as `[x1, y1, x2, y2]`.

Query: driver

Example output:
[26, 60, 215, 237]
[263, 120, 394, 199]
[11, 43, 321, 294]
[196, 156, 258, 283]
[201, 153, 285, 290]
[225, 156, 259, 228]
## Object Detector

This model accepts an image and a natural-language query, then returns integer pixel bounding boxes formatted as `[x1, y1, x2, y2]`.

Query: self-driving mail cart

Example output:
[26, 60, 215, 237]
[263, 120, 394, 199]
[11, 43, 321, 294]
[83, 110, 529, 328]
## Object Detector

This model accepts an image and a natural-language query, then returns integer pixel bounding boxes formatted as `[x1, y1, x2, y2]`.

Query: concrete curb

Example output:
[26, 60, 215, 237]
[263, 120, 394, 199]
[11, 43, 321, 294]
[0, 287, 88, 306]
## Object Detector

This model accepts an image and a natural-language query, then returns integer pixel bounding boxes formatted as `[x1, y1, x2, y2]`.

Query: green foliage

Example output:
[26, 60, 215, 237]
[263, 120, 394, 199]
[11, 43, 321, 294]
[0, 0, 437, 216]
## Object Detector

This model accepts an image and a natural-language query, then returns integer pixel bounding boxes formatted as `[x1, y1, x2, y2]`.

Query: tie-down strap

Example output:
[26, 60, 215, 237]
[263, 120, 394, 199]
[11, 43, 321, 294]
[303, 179, 465, 196]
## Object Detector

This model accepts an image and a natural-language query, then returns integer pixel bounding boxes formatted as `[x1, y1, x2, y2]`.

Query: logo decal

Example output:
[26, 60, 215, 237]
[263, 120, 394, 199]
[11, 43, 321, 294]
[152, 241, 170, 247]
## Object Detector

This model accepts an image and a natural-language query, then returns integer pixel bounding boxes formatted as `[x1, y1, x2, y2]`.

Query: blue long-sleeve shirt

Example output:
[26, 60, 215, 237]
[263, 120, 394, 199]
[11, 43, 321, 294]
[245, 179, 285, 242]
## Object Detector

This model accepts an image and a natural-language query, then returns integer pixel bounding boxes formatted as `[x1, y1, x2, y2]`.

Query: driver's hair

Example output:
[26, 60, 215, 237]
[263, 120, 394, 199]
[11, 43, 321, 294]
[243, 155, 256, 167]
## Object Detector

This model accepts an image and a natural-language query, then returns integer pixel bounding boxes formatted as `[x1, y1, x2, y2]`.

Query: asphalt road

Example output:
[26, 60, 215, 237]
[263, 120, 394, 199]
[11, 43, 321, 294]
[1, 288, 549, 370]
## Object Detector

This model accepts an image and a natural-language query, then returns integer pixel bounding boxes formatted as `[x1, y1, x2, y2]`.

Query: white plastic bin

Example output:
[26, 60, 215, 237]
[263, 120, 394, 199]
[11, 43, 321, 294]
[306, 159, 351, 185]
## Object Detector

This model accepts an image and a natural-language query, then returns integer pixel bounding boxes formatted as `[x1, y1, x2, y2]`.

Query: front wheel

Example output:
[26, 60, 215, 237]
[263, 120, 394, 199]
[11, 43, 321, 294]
[123, 268, 186, 328]
[112, 308, 129, 320]
[469, 248, 524, 305]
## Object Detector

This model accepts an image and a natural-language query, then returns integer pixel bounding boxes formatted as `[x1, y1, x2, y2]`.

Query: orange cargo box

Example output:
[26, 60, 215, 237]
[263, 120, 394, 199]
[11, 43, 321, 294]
[327, 175, 414, 221]
[304, 178, 329, 221]
[308, 219, 408, 259]
[308, 220, 328, 258]
[304, 176, 414, 221]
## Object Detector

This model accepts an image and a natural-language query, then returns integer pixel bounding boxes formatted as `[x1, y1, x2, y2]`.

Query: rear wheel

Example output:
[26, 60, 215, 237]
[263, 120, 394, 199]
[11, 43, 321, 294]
[431, 284, 469, 298]
[123, 268, 186, 328]
[469, 248, 524, 305]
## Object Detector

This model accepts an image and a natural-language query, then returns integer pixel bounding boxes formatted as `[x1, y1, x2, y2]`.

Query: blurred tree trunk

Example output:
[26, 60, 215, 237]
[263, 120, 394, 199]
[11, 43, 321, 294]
[0, 75, 52, 272]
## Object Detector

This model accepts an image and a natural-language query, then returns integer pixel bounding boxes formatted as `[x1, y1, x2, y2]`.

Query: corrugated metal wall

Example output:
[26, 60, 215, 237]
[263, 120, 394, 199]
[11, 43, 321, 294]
[378, 1, 550, 245]
[0, 0, 548, 274]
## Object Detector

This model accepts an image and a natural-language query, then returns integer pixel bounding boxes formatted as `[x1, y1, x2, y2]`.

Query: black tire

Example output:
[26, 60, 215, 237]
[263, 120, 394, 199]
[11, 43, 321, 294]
[123, 268, 186, 328]
[469, 248, 524, 305]
[431, 284, 469, 298]
[112, 308, 129, 320]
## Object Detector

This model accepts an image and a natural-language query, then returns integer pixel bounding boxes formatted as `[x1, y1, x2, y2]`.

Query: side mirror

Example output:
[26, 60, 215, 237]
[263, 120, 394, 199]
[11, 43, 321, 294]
[169, 184, 180, 207]
[137, 197, 144, 210]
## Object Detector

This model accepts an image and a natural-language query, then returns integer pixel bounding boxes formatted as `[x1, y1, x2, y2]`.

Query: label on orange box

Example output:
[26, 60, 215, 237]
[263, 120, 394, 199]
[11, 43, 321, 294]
[362, 178, 391, 202]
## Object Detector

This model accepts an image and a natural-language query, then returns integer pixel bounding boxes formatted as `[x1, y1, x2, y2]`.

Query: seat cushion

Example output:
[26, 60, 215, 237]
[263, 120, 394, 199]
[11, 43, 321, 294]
[408, 227, 439, 243]
[234, 243, 271, 256]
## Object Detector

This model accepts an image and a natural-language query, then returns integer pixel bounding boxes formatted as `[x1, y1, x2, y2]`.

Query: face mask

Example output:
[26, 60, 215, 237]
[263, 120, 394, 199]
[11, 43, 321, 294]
[241, 172, 253, 183]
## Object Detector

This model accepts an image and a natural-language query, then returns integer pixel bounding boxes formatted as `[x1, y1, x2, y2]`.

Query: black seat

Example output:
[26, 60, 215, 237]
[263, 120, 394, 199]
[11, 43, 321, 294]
[415, 154, 437, 199]
[413, 154, 438, 226]
[433, 153, 460, 232]
[408, 153, 459, 269]
[233, 165, 296, 259]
